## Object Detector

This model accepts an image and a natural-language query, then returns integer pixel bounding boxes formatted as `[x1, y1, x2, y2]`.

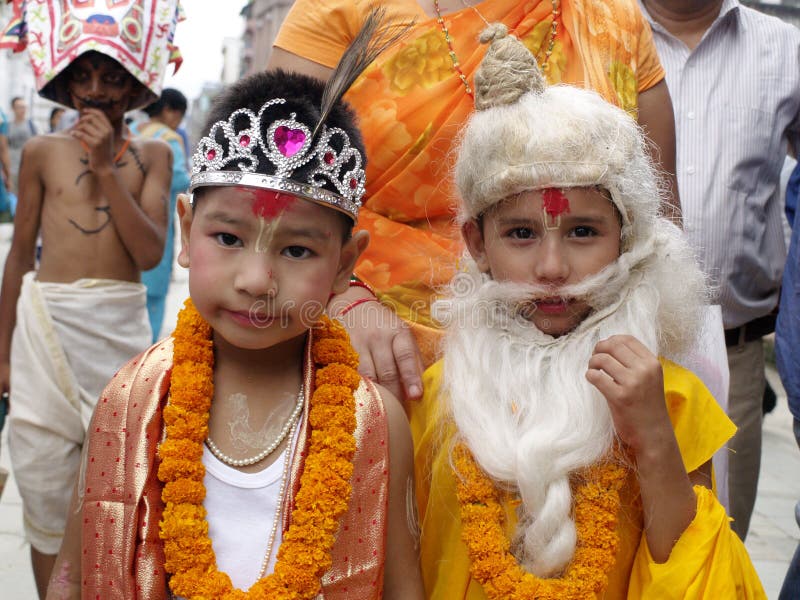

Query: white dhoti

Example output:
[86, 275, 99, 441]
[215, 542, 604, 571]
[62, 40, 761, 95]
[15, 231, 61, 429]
[8, 272, 151, 554]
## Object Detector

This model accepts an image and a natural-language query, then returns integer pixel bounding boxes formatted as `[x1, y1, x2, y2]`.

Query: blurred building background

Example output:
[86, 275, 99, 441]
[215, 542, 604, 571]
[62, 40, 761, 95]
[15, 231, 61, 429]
[240, 0, 294, 77]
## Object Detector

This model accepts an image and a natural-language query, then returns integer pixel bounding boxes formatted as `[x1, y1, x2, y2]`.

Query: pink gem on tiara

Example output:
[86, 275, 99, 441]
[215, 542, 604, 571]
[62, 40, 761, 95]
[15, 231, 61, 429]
[191, 98, 368, 220]
[274, 126, 306, 157]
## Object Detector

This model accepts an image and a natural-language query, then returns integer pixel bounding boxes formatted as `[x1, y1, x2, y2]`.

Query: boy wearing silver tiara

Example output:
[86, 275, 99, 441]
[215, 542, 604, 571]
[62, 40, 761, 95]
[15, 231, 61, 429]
[0, 1, 180, 595]
[47, 31, 424, 600]
[410, 25, 764, 598]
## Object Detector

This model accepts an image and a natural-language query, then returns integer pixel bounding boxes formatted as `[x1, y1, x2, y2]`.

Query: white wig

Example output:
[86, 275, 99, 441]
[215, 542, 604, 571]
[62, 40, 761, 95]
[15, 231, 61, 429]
[441, 24, 708, 578]
[454, 24, 665, 254]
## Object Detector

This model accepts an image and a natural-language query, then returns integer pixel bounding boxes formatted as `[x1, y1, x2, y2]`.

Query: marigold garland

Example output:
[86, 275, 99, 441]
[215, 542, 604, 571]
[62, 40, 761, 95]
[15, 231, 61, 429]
[158, 299, 360, 599]
[453, 442, 628, 599]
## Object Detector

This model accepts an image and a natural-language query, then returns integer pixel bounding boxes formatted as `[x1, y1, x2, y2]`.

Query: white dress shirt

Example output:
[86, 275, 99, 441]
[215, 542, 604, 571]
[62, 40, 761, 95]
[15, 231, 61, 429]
[641, 0, 800, 328]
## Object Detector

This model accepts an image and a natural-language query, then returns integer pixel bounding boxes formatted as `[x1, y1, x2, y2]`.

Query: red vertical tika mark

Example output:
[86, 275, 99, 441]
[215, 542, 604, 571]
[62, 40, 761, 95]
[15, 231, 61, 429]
[542, 188, 570, 218]
[542, 188, 570, 229]
[247, 189, 296, 219]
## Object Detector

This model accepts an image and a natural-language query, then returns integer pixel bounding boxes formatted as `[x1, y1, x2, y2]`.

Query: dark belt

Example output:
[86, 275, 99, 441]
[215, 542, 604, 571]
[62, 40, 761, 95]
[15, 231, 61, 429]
[724, 313, 776, 347]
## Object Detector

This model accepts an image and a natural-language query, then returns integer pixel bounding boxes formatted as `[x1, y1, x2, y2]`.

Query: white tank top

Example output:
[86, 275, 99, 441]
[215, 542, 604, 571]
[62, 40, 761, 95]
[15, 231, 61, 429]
[201, 436, 294, 590]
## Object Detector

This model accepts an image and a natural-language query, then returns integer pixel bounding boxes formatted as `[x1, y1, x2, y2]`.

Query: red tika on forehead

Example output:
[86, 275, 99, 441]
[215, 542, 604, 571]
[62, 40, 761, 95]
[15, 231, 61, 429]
[542, 188, 571, 218]
[246, 189, 297, 219]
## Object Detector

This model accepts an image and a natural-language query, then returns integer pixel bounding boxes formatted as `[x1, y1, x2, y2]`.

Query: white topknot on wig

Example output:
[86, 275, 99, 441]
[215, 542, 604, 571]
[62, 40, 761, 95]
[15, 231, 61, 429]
[473, 23, 545, 109]
[455, 25, 665, 250]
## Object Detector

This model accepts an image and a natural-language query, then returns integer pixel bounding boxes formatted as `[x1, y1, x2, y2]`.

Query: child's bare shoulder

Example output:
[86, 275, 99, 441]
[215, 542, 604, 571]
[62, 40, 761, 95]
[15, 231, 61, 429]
[28, 134, 89, 187]
[20, 132, 76, 161]
[373, 383, 413, 451]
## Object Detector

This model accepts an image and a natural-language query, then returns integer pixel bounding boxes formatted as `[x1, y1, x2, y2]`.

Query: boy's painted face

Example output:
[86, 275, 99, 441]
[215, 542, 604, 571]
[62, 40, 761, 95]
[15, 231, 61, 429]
[177, 187, 364, 352]
[64, 52, 136, 118]
[463, 186, 622, 337]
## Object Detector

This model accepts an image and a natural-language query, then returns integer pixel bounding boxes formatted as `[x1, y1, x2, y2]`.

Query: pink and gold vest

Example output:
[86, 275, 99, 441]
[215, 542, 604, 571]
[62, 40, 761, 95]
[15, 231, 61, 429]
[80, 337, 390, 599]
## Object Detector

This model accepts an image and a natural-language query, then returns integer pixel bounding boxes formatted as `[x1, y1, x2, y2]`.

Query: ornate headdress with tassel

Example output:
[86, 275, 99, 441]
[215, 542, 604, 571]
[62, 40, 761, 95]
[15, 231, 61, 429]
[189, 8, 408, 221]
[455, 24, 664, 248]
[0, 0, 184, 110]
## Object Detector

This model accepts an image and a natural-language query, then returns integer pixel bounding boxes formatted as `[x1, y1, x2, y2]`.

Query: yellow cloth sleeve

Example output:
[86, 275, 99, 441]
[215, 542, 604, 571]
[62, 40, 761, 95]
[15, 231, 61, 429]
[659, 358, 737, 474]
[409, 360, 446, 523]
[274, 0, 363, 68]
[628, 486, 767, 599]
[274, 0, 420, 68]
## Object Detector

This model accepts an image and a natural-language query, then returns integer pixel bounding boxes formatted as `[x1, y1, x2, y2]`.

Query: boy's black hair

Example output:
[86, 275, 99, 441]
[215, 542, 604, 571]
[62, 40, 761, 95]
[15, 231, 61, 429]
[144, 88, 188, 118]
[10, 97, 23, 108]
[196, 69, 366, 237]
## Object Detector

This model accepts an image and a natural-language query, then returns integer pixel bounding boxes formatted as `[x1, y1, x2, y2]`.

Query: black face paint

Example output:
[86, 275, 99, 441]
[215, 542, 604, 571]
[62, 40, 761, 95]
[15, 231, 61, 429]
[125, 144, 146, 175]
[74, 142, 139, 186]
[68, 206, 111, 235]
[75, 155, 91, 186]
[77, 96, 114, 109]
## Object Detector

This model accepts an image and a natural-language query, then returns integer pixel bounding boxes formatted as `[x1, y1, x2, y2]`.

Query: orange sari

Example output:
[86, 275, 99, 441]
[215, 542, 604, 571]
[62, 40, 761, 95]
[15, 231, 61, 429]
[276, 0, 664, 364]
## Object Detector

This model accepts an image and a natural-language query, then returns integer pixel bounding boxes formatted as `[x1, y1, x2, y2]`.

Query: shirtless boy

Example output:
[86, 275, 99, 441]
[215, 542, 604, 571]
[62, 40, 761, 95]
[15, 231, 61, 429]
[0, 2, 181, 595]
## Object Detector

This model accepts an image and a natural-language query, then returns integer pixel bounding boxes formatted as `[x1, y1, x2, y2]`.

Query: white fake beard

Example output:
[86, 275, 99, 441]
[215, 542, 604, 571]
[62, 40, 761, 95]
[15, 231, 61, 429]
[437, 224, 704, 577]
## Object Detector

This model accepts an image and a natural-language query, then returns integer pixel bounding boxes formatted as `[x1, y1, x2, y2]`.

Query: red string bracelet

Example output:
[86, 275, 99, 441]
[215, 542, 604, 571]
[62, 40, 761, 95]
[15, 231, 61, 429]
[338, 297, 379, 317]
[349, 279, 376, 297]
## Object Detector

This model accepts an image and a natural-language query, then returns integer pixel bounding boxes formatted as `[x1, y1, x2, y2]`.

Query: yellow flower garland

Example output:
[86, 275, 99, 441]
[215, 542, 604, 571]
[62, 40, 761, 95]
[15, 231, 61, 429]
[453, 442, 628, 599]
[158, 299, 360, 599]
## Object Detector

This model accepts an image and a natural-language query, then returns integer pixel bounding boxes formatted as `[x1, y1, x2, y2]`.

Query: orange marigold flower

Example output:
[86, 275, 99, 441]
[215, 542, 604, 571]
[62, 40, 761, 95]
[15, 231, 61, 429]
[309, 405, 357, 431]
[158, 438, 203, 461]
[316, 363, 361, 389]
[157, 457, 205, 482]
[163, 537, 214, 572]
[312, 339, 359, 368]
[162, 478, 206, 504]
[160, 305, 360, 599]
[311, 383, 357, 406]
[454, 442, 626, 599]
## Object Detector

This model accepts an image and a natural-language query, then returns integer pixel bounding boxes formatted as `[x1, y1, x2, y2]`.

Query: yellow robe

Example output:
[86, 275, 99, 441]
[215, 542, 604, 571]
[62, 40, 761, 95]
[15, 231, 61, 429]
[409, 359, 766, 599]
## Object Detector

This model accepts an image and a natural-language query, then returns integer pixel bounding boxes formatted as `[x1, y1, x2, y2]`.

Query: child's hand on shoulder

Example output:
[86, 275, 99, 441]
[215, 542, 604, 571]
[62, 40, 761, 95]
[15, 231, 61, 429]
[586, 335, 672, 457]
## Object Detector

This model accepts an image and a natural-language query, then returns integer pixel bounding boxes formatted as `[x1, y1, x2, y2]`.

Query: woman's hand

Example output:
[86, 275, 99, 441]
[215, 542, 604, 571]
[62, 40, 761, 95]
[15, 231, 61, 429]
[329, 286, 424, 401]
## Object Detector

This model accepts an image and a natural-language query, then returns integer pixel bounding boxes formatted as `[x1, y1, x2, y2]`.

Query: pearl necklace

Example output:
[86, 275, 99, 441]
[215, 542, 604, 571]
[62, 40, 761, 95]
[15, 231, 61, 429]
[206, 384, 304, 468]
[257, 418, 297, 579]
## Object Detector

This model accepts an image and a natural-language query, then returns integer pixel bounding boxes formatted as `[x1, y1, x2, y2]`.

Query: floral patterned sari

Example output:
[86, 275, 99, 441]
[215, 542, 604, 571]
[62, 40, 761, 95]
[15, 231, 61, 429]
[276, 0, 664, 364]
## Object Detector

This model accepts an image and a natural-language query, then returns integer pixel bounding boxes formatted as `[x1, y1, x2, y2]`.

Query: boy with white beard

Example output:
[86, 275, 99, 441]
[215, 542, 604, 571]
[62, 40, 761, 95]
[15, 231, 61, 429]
[410, 24, 765, 599]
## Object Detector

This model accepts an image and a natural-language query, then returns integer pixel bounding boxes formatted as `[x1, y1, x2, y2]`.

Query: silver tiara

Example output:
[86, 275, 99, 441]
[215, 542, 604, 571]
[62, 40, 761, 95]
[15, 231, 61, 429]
[190, 98, 365, 219]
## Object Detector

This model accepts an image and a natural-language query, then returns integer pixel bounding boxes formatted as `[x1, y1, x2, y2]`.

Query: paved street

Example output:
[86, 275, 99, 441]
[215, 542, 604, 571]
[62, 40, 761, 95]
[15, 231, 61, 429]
[0, 224, 798, 597]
